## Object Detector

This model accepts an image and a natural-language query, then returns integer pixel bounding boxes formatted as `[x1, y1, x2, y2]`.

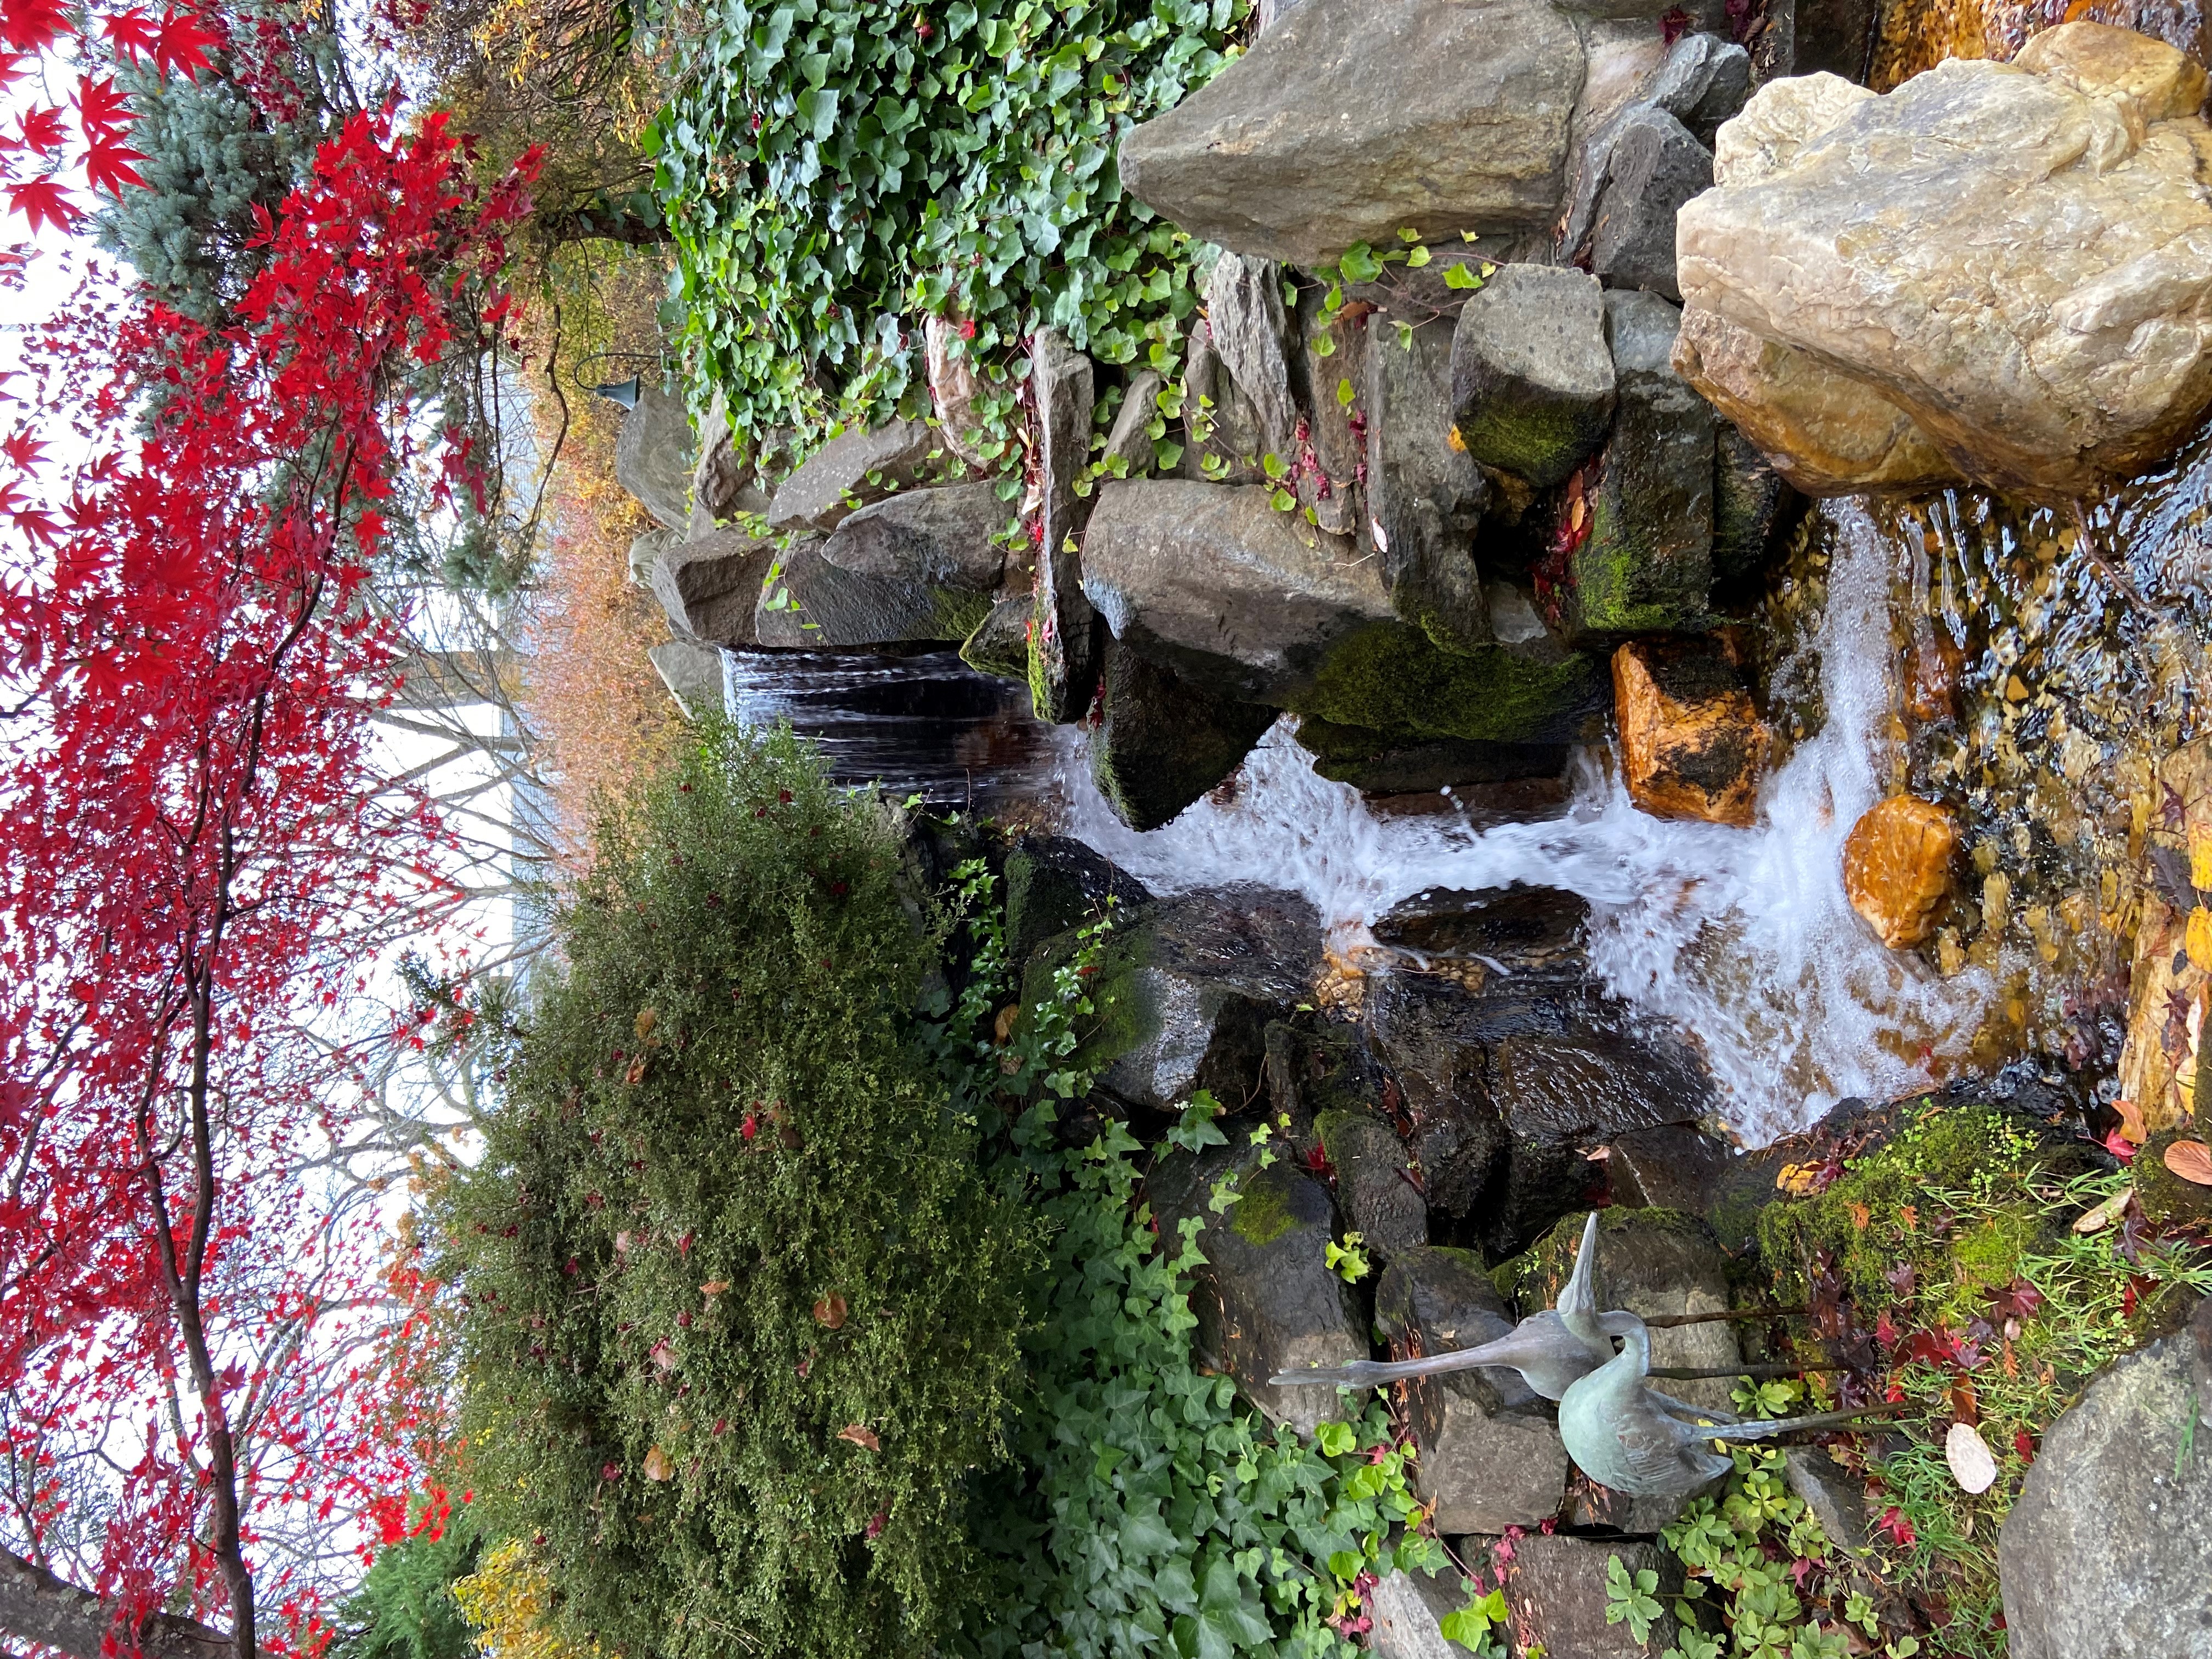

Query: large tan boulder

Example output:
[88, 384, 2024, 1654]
[1841, 795, 1960, 949]
[1675, 24, 2212, 498]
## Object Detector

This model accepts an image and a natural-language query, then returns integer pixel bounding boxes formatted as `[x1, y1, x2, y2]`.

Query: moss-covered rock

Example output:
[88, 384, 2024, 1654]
[2135, 1126, 2212, 1229]
[1283, 621, 1604, 748]
[958, 596, 1031, 681]
[1002, 834, 1151, 970]
[1018, 888, 1322, 1113]
[1088, 637, 1277, 831]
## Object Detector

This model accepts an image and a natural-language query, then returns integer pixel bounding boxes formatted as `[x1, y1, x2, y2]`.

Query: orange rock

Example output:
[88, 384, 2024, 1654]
[2119, 738, 2212, 1136]
[1842, 795, 1961, 948]
[1612, 639, 1768, 826]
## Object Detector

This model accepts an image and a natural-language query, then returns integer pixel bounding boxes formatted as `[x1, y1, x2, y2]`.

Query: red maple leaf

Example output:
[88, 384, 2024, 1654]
[84, 137, 149, 197]
[1876, 1506, 1916, 1547]
[1988, 1276, 2044, 1324]
[153, 8, 221, 79]
[7, 174, 80, 235]
[74, 76, 132, 139]
[1, 0, 70, 52]
[2103, 1127, 2137, 1163]
[15, 100, 64, 154]
[103, 8, 158, 58]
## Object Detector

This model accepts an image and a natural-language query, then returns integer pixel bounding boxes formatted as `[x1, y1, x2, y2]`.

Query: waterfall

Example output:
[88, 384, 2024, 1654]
[1058, 502, 1998, 1146]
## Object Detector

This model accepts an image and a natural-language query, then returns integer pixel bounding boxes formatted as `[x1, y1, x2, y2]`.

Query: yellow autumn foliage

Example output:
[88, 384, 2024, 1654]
[452, 1538, 598, 1659]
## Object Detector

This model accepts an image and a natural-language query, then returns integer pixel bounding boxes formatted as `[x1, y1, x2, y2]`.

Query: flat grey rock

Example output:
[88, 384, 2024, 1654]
[647, 527, 775, 647]
[766, 418, 935, 534]
[1118, 0, 1585, 266]
[614, 385, 695, 532]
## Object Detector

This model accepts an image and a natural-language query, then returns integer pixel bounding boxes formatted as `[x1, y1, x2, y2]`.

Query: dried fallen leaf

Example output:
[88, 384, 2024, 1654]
[2163, 1139, 2212, 1186]
[2113, 1096, 2148, 1146]
[2072, 1189, 2132, 1233]
[623, 1053, 649, 1086]
[635, 1008, 658, 1041]
[699, 1279, 731, 1298]
[813, 1294, 849, 1330]
[837, 1424, 881, 1451]
[1847, 1201, 1871, 1232]
[642, 1445, 674, 1483]
[1945, 1421, 1997, 1494]
[994, 1003, 1019, 1045]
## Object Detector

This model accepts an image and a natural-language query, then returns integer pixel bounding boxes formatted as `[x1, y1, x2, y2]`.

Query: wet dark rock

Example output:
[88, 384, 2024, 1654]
[754, 537, 992, 649]
[1282, 617, 1607, 752]
[1117, 0, 1584, 267]
[1178, 325, 1271, 487]
[1024, 887, 1322, 1114]
[1712, 423, 1796, 590]
[1147, 1140, 1367, 1436]
[1999, 1330, 2212, 1659]
[1317, 1112, 1428, 1260]
[1003, 836, 1153, 971]
[1295, 286, 1365, 537]
[647, 527, 776, 647]
[1263, 1021, 1392, 1152]
[1366, 313, 1490, 650]
[767, 417, 936, 534]
[1294, 718, 1570, 797]
[1209, 253, 1301, 462]
[1605, 1124, 1737, 1212]
[1792, 0, 1877, 79]
[1029, 329, 1103, 722]
[615, 385, 696, 532]
[1376, 1246, 1571, 1531]
[1361, 975, 1508, 1222]
[1450, 264, 1616, 489]
[820, 482, 1008, 595]
[1102, 367, 1167, 477]
[1588, 107, 1712, 303]
[1504, 1533, 1679, 1657]
[1081, 481, 1391, 703]
[1559, 291, 1714, 640]
[1372, 882, 1590, 968]
[958, 596, 1032, 684]
[646, 638, 723, 720]
[1088, 637, 1278, 832]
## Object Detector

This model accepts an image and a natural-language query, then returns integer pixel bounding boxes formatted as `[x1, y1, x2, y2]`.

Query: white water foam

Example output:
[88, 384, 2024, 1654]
[1057, 503, 1996, 1146]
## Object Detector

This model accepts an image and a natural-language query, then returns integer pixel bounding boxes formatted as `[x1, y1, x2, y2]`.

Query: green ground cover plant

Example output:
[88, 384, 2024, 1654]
[647, 0, 1248, 461]
[437, 724, 1038, 1659]
[441, 729, 1494, 1659]
[1755, 1103, 2212, 1657]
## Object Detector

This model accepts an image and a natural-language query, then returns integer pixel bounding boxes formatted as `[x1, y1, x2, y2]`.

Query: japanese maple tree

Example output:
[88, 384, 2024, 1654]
[0, 4, 541, 1653]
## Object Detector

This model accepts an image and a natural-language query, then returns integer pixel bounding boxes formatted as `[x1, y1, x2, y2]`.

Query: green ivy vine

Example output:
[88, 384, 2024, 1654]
[932, 859, 1469, 1658]
[646, 0, 1250, 462]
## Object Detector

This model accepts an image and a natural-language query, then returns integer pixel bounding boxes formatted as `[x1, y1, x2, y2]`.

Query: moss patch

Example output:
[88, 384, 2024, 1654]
[1285, 623, 1601, 748]
[1228, 1167, 1298, 1247]
[1018, 921, 1156, 1082]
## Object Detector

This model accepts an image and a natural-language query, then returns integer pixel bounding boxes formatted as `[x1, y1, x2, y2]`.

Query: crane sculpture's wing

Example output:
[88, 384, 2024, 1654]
[1650, 1389, 1743, 1424]
[1269, 1328, 1536, 1389]
[1599, 1407, 1733, 1497]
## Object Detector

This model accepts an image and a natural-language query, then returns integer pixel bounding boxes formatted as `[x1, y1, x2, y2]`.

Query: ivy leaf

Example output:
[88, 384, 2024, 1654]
[1443, 262, 1483, 291]
[1405, 244, 1432, 268]
[1336, 377, 1355, 409]
[1336, 243, 1383, 285]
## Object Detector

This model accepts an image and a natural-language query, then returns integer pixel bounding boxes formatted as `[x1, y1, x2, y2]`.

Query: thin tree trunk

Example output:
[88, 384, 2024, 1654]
[0, 1544, 244, 1659]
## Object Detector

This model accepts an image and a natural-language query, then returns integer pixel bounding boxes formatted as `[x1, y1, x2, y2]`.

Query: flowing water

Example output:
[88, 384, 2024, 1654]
[1059, 504, 2004, 1145]
[1058, 451, 2212, 1147]
[723, 646, 1057, 811]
